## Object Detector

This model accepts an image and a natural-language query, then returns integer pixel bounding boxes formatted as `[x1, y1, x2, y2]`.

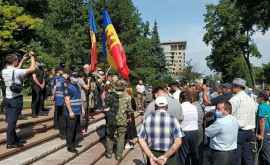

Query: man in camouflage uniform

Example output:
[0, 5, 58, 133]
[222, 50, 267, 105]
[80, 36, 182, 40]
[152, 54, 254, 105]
[104, 79, 133, 160]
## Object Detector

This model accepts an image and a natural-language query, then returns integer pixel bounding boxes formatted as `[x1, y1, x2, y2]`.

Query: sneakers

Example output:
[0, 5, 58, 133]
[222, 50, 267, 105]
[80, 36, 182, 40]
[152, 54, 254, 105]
[105, 153, 112, 159]
[125, 142, 135, 149]
[67, 147, 78, 153]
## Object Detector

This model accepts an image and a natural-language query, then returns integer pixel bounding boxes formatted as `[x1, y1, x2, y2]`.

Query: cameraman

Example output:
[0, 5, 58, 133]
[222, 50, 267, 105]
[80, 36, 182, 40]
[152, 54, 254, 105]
[1, 52, 36, 149]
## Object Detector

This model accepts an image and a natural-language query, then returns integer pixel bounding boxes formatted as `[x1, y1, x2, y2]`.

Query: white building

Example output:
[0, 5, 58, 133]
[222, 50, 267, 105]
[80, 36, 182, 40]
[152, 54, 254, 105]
[160, 41, 186, 77]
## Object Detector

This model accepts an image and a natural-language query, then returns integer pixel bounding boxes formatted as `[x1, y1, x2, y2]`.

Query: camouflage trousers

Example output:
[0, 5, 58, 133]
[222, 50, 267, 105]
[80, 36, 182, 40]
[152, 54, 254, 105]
[105, 125, 127, 159]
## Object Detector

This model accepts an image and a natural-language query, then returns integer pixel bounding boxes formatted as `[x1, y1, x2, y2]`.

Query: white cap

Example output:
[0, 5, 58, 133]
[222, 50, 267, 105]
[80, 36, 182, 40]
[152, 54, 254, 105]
[155, 96, 168, 107]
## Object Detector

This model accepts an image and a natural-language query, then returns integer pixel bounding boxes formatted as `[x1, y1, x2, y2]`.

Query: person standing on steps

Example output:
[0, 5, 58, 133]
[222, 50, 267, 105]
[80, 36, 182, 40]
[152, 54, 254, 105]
[104, 79, 133, 160]
[31, 61, 45, 118]
[53, 67, 66, 138]
[64, 71, 84, 153]
[2, 52, 36, 149]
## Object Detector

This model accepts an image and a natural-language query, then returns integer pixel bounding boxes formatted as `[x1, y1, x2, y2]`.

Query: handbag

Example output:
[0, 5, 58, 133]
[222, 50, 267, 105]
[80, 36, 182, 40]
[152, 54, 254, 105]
[10, 70, 23, 93]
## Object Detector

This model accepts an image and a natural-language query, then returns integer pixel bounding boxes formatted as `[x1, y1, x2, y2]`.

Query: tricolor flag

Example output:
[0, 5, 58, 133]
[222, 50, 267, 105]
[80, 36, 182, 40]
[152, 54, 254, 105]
[102, 9, 130, 80]
[88, 8, 97, 72]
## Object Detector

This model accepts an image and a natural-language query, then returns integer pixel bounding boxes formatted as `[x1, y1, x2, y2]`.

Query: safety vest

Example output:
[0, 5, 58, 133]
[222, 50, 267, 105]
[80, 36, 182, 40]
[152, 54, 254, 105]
[68, 83, 82, 115]
[54, 76, 65, 106]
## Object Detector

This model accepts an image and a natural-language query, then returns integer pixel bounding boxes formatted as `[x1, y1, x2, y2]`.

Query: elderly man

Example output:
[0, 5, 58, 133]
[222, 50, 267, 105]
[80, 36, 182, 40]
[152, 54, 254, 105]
[138, 96, 183, 165]
[229, 78, 257, 165]
[145, 86, 184, 123]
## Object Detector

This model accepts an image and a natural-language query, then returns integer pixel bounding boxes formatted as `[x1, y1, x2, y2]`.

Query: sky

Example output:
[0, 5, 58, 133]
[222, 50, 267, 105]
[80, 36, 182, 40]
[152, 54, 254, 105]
[132, 0, 270, 75]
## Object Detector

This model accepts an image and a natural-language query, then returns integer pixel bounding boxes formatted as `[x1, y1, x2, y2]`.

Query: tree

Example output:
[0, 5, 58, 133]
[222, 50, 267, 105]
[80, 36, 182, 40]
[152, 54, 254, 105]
[176, 60, 202, 84]
[232, 0, 270, 32]
[38, 0, 89, 67]
[150, 21, 166, 74]
[203, 0, 261, 87]
[0, 0, 42, 69]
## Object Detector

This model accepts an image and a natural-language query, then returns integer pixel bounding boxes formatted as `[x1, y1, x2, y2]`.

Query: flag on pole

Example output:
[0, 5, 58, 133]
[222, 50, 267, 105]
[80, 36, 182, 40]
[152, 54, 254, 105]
[88, 8, 97, 72]
[102, 9, 130, 80]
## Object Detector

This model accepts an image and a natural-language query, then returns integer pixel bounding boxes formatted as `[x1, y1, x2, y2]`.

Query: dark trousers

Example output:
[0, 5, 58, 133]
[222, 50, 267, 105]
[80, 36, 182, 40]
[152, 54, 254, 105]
[260, 132, 270, 165]
[66, 115, 80, 149]
[178, 130, 200, 165]
[54, 106, 65, 136]
[148, 150, 178, 165]
[5, 96, 23, 145]
[126, 112, 137, 141]
[233, 129, 256, 165]
[210, 149, 234, 165]
[31, 85, 44, 116]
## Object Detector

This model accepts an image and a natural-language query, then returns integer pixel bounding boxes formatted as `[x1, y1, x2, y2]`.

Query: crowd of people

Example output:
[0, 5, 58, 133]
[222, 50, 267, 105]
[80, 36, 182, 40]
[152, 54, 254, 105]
[138, 79, 270, 165]
[1, 52, 270, 165]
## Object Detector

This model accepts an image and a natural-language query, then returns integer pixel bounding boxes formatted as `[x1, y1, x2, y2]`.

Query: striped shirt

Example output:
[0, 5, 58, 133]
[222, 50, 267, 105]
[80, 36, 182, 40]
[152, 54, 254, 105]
[138, 109, 183, 151]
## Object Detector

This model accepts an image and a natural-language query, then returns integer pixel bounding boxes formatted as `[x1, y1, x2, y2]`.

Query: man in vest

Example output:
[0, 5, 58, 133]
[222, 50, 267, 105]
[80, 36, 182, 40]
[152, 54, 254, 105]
[64, 71, 84, 153]
[53, 67, 66, 138]
[104, 79, 133, 160]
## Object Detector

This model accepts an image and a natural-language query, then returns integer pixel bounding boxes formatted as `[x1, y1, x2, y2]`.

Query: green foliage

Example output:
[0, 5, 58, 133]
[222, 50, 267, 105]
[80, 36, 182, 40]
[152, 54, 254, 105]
[38, 0, 89, 68]
[203, 0, 261, 87]
[233, 0, 270, 32]
[0, 0, 42, 69]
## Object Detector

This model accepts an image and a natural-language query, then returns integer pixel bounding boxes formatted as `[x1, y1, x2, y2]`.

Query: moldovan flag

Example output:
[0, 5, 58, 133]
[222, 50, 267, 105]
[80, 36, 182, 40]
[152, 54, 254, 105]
[102, 9, 130, 80]
[88, 8, 97, 72]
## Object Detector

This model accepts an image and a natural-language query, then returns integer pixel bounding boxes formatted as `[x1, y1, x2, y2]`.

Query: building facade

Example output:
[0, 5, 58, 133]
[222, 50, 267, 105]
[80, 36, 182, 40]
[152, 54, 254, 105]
[160, 41, 186, 77]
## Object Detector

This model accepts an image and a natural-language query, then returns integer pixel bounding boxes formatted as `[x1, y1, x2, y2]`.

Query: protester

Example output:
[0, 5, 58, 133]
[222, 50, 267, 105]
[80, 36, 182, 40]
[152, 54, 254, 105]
[170, 82, 181, 101]
[256, 92, 270, 164]
[145, 86, 184, 123]
[179, 91, 200, 165]
[31, 62, 46, 117]
[53, 67, 66, 138]
[229, 78, 257, 165]
[138, 96, 183, 165]
[210, 83, 233, 105]
[205, 101, 239, 165]
[1, 52, 36, 149]
[78, 70, 90, 134]
[64, 71, 84, 153]
[104, 79, 133, 160]
[136, 79, 146, 112]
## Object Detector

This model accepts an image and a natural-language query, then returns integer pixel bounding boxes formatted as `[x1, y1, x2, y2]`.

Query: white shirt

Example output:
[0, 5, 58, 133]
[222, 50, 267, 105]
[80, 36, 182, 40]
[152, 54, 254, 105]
[136, 84, 145, 94]
[172, 89, 181, 101]
[181, 101, 198, 131]
[206, 115, 239, 151]
[1, 66, 27, 99]
[229, 90, 257, 130]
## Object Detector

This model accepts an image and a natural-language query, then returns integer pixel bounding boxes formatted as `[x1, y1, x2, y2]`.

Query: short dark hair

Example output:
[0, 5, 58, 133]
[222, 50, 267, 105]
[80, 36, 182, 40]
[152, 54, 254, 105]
[180, 91, 192, 103]
[152, 86, 166, 95]
[218, 101, 232, 114]
[5, 54, 18, 65]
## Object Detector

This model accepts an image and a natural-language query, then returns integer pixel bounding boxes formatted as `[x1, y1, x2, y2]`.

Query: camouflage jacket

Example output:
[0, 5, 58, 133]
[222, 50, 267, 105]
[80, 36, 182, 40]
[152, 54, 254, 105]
[105, 90, 133, 126]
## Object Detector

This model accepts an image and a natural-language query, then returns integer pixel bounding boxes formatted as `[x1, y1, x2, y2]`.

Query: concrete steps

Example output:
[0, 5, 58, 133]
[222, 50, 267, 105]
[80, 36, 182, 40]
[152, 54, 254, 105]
[0, 112, 104, 162]
[0, 104, 144, 165]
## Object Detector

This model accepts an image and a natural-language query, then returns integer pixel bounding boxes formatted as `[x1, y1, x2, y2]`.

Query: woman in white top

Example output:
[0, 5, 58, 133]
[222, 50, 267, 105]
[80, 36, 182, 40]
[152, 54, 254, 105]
[178, 91, 200, 165]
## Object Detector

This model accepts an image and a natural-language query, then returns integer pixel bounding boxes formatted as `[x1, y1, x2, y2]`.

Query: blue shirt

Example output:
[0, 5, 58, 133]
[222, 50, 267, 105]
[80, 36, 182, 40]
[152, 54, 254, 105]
[258, 102, 270, 130]
[206, 115, 239, 151]
[64, 83, 82, 115]
[138, 110, 184, 151]
[54, 76, 65, 106]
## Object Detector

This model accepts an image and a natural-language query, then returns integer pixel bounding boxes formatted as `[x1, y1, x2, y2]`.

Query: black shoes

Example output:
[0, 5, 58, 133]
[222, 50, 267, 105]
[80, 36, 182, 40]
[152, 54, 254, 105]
[6, 143, 24, 149]
[67, 147, 78, 153]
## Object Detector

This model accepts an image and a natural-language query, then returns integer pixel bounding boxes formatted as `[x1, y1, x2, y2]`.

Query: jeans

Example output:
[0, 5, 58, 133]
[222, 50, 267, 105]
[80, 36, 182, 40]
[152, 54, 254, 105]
[260, 131, 270, 164]
[5, 96, 23, 145]
[233, 129, 256, 165]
